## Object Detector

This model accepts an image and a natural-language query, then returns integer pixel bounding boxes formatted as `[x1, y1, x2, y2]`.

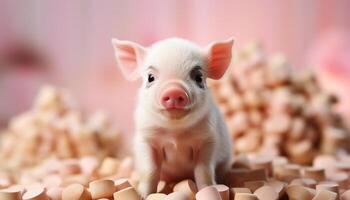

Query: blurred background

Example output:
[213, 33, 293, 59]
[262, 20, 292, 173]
[0, 0, 350, 135]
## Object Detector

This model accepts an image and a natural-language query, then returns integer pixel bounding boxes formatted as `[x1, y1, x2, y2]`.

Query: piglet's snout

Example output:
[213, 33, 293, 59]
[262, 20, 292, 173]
[160, 85, 189, 109]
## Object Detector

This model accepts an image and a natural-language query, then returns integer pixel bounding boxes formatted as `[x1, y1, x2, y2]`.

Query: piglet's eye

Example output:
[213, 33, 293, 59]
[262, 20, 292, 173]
[148, 73, 155, 83]
[190, 67, 205, 88]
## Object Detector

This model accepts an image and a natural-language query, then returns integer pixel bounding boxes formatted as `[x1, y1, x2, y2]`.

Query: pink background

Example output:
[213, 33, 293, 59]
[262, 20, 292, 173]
[0, 0, 349, 135]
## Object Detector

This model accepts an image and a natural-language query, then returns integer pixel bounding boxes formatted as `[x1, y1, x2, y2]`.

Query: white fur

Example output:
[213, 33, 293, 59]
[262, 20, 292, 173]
[118, 38, 233, 197]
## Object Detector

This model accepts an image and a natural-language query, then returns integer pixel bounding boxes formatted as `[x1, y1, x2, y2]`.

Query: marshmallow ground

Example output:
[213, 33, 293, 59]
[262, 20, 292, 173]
[2, 154, 350, 199]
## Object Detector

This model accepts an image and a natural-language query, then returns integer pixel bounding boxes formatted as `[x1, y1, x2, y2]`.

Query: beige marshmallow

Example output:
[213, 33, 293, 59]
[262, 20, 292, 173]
[195, 186, 221, 200]
[230, 188, 251, 200]
[316, 183, 339, 194]
[6, 184, 26, 195]
[146, 193, 167, 200]
[114, 178, 132, 192]
[41, 175, 62, 188]
[248, 157, 273, 177]
[22, 186, 48, 200]
[59, 160, 81, 176]
[89, 179, 115, 199]
[303, 168, 326, 182]
[46, 187, 63, 200]
[312, 189, 337, 200]
[244, 181, 266, 193]
[341, 190, 350, 200]
[275, 164, 301, 182]
[253, 185, 279, 200]
[213, 184, 229, 200]
[98, 157, 120, 176]
[79, 156, 99, 176]
[113, 187, 141, 200]
[156, 181, 172, 194]
[327, 173, 348, 189]
[264, 179, 287, 197]
[173, 179, 197, 200]
[228, 169, 267, 187]
[290, 178, 317, 189]
[286, 185, 315, 200]
[165, 192, 189, 200]
[0, 188, 22, 200]
[62, 174, 90, 187]
[234, 193, 259, 200]
[62, 183, 91, 200]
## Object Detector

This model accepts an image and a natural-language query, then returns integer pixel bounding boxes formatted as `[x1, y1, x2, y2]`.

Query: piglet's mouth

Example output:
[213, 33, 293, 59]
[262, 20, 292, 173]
[161, 108, 190, 119]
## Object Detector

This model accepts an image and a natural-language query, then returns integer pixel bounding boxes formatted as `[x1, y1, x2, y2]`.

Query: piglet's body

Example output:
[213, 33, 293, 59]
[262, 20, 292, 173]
[112, 37, 234, 197]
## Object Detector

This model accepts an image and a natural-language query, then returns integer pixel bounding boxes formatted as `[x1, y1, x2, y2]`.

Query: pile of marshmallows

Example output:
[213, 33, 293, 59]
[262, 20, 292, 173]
[0, 86, 122, 169]
[211, 42, 350, 164]
[2, 153, 350, 199]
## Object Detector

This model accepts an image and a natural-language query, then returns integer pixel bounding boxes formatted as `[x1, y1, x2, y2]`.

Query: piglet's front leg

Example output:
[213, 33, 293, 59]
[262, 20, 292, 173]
[134, 138, 161, 198]
[194, 142, 216, 189]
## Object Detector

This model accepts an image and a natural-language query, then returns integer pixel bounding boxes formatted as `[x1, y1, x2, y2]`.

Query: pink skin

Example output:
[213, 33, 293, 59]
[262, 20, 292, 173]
[160, 84, 189, 110]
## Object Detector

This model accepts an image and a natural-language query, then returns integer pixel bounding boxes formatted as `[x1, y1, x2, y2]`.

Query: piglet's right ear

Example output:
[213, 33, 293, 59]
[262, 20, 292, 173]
[112, 38, 147, 81]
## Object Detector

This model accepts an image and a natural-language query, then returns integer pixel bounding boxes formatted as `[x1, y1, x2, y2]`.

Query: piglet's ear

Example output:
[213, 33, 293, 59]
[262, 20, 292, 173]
[205, 37, 234, 80]
[112, 38, 147, 81]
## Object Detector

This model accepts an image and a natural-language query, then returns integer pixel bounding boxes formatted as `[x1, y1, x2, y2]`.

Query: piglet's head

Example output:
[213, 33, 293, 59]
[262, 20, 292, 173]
[112, 37, 234, 125]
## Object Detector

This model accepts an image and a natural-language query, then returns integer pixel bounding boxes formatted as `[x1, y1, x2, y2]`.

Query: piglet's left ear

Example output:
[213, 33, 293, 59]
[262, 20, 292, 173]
[205, 37, 234, 80]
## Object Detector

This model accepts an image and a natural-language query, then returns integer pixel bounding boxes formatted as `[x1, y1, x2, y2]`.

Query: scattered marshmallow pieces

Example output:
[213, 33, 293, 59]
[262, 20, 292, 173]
[211, 42, 349, 164]
[0, 86, 122, 169]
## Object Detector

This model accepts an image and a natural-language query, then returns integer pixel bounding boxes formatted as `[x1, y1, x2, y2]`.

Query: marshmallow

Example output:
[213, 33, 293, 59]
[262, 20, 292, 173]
[0, 188, 22, 200]
[89, 179, 115, 199]
[244, 181, 266, 192]
[286, 185, 315, 200]
[303, 168, 326, 182]
[316, 183, 339, 194]
[46, 187, 63, 200]
[253, 185, 279, 200]
[146, 193, 167, 200]
[114, 178, 132, 191]
[173, 179, 197, 200]
[195, 186, 221, 200]
[213, 184, 229, 200]
[312, 189, 337, 200]
[22, 186, 48, 200]
[234, 193, 259, 200]
[230, 187, 252, 200]
[62, 183, 91, 200]
[98, 157, 120, 177]
[156, 181, 172, 194]
[341, 190, 350, 200]
[113, 187, 141, 200]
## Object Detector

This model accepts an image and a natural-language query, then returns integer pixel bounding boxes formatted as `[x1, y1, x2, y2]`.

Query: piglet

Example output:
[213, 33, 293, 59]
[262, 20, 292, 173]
[112, 37, 234, 197]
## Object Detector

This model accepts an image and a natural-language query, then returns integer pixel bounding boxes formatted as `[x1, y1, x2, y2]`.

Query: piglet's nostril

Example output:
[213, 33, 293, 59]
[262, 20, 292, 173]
[164, 96, 170, 101]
